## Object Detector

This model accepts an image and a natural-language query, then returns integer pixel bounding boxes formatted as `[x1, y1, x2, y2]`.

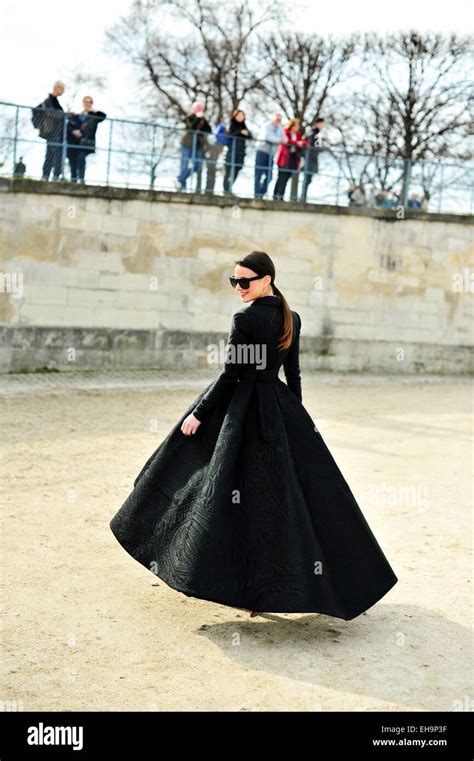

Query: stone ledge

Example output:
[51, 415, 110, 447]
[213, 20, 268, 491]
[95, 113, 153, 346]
[1, 177, 471, 225]
[0, 325, 472, 375]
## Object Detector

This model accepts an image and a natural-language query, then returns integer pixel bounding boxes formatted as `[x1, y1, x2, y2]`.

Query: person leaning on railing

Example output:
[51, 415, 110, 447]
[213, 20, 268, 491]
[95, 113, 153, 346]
[223, 109, 252, 194]
[273, 119, 308, 201]
[176, 102, 212, 191]
[254, 113, 287, 199]
[348, 182, 367, 206]
[300, 117, 325, 202]
[66, 96, 106, 184]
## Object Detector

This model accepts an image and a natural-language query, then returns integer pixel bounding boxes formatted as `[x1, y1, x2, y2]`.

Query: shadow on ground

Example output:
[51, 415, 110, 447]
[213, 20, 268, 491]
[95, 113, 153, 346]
[196, 604, 471, 711]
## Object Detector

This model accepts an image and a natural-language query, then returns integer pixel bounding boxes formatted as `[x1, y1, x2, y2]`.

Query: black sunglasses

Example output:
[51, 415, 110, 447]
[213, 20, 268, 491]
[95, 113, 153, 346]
[229, 275, 264, 289]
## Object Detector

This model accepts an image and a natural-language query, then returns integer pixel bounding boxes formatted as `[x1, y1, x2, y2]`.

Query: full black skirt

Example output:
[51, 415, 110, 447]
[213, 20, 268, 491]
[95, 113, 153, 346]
[109, 378, 398, 619]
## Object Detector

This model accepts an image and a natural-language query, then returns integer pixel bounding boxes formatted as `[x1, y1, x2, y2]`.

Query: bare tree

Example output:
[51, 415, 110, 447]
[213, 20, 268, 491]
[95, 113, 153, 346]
[331, 95, 406, 196]
[112, 118, 178, 189]
[258, 33, 358, 125]
[333, 30, 473, 202]
[256, 32, 358, 199]
[105, 0, 285, 125]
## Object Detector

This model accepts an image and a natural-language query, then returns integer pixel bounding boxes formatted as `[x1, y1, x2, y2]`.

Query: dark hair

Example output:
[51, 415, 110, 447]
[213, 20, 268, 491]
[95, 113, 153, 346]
[234, 250, 293, 350]
[313, 116, 324, 124]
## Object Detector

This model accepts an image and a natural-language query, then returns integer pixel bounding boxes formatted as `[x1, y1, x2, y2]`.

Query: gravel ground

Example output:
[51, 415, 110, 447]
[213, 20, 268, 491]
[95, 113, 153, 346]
[1, 370, 472, 711]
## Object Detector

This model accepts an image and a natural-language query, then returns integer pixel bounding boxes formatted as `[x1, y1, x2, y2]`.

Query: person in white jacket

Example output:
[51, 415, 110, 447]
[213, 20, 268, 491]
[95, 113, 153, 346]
[254, 113, 286, 198]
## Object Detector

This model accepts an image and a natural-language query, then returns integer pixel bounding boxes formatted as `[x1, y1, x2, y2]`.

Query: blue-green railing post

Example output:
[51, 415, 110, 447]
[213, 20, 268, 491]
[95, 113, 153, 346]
[12, 105, 19, 176]
[149, 123, 157, 189]
[106, 119, 113, 186]
[438, 164, 444, 212]
[401, 158, 412, 207]
[229, 135, 236, 193]
[60, 112, 67, 180]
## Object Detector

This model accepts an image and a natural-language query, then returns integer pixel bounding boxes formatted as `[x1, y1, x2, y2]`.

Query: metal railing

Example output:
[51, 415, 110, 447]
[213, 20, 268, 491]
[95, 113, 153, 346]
[1, 100, 472, 214]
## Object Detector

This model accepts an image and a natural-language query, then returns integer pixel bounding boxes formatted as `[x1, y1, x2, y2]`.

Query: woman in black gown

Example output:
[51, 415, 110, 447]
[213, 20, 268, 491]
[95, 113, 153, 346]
[109, 251, 398, 620]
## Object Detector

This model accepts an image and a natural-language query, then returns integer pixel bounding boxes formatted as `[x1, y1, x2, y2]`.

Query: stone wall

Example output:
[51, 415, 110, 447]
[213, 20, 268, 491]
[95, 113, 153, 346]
[0, 179, 472, 373]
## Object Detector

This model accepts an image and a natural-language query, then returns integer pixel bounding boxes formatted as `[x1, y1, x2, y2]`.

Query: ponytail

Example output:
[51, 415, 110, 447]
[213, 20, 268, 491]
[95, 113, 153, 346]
[272, 284, 293, 350]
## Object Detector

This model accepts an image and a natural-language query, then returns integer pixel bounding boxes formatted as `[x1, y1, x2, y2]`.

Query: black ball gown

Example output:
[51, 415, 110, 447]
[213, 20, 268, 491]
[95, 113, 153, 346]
[109, 294, 398, 619]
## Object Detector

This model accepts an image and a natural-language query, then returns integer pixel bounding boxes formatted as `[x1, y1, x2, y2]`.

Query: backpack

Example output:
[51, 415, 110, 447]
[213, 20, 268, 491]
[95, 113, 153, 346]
[216, 123, 230, 147]
[31, 102, 46, 130]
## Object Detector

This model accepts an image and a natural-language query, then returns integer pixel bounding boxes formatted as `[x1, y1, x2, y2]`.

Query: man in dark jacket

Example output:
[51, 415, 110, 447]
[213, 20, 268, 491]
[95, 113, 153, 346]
[300, 117, 325, 202]
[176, 102, 212, 190]
[67, 96, 106, 182]
[33, 81, 66, 181]
[223, 109, 252, 194]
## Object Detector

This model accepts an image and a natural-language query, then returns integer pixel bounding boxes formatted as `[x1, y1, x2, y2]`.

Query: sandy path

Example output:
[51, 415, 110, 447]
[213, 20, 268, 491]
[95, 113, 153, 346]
[1, 374, 472, 711]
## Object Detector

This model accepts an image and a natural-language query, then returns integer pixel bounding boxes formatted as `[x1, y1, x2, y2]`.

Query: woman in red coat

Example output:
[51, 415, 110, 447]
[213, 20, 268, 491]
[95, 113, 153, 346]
[273, 118, 308, 201]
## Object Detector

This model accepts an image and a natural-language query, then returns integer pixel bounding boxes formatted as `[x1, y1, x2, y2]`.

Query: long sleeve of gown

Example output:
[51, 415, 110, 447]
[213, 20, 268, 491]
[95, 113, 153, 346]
[193, 310, 252, 422]
[283, 313, 302, 402]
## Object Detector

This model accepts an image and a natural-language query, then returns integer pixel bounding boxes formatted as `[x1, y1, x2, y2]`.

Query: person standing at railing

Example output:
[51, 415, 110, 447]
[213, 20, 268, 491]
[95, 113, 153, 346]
[223, 109, 252, 194]
[254, 113, 286, 198]
[348, 182, 367, 206]
[202, 136, 224, 195]
[32, 81, 66, 181]
[273, 119, 308, 201]
[300, 117, 325, 202]
[14, 157, 26, 177]
[66, 96, 106, 183]
[176, 102, 212, 191]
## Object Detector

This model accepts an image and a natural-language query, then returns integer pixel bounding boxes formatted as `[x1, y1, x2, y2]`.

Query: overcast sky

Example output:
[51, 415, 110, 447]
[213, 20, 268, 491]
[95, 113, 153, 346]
[1, 0, 472, 118]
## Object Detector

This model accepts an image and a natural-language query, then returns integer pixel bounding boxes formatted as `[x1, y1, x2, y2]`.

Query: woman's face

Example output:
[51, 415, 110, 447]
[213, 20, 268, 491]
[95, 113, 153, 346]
[235, 111, 245, 122]
[234, 265, 270, 303]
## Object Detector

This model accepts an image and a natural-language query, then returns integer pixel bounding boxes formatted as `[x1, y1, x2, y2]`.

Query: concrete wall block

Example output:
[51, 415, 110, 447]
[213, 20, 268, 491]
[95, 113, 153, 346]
[197, 248, 218, 262]
[333, 323, 437, 343]
[273, 255, 314, 274]
[19, 303, 93, 326]
[58, 208, 103, 232]
[75, 251, 124, 273]
[332, 308, 373, 325]
[117, 290, 163, 310]
[288, 289, 311, 307]
[157, 310, 196, 331]
[191, 312, 235, 333]
[92, 308, 158, 330]
[102, 215, 138, 236]
[23, 284, 68, 305]
[98, 274, 122, 290]
[59, 268, 101, 288]
[67, 288, 119, 307]
[425, 287, 446, 302]
[0, 346, 12, 372]
[118, 273, 158, 292]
